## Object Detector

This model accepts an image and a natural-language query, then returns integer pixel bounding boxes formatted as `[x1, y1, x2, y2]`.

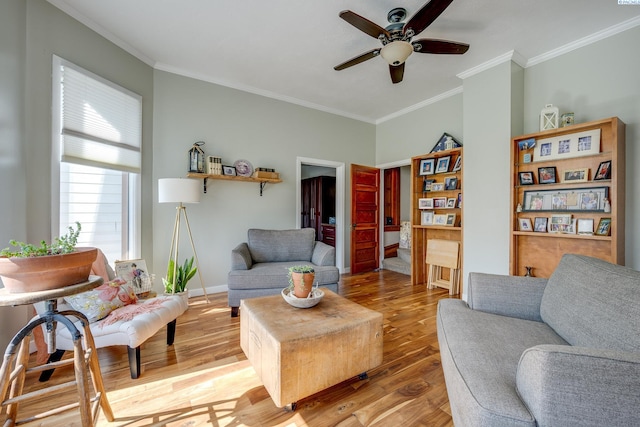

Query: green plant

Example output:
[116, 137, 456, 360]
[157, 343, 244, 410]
[287, 265, 315, 289]
[0, 222, 82, 258]
[163, 256, 197, 293]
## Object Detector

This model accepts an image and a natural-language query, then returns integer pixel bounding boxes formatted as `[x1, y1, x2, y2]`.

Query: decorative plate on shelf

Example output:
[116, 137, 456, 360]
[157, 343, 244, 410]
[233, 159, 254, 177]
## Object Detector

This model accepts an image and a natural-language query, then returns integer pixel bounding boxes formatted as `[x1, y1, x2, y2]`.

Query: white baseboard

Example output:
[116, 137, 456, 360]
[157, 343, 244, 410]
[188, 284, 228, 298]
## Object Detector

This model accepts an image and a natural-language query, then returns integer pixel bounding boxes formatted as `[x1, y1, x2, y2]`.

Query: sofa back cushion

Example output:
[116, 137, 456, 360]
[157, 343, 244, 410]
[540, 254, 640, 352]
[247, 228, 315, 263]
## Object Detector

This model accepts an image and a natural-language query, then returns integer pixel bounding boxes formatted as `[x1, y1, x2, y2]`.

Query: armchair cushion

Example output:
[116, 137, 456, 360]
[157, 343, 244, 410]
[517, 345, 640, 427]
[248, 228, 315, 263]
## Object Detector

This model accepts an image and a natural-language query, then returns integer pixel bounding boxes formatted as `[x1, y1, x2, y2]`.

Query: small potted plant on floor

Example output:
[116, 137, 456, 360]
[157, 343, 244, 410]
[287, 265, 315, 298]
[162, 256, 197, 299]
[0, 222, 97, 293]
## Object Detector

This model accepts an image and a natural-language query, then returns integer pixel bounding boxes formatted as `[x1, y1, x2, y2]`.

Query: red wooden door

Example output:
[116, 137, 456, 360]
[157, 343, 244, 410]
[350, 164, 380, 274]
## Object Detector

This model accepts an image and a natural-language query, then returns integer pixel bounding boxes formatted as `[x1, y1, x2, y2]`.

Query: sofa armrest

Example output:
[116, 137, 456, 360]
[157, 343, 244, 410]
[467, 272, 547, 321]
[231, 243, 253, 270]
[311, 241, 335, 266]
[517, 345, 640, 427]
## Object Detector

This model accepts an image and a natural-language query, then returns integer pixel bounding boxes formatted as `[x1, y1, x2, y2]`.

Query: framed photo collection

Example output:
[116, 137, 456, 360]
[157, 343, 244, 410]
[523, 187, 608, 212]
[534, 129, 601, 161]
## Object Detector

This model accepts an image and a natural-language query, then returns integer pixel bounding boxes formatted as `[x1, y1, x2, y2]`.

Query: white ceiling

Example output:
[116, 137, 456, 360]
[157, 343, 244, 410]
[49, 0, 640, 123]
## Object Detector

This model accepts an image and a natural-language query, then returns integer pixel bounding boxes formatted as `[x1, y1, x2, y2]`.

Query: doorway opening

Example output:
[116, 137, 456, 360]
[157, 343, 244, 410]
[296, 157, 345, 273]
[377, 160, 412, 276]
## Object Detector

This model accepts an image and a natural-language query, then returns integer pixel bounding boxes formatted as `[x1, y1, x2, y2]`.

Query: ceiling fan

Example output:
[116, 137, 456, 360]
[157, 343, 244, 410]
[334, 0, 469, 84]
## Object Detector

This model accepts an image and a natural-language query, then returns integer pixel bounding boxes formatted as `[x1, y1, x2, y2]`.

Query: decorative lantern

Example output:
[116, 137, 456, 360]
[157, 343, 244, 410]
[539, 104, 559, 131]
[188, 141, 205, 173]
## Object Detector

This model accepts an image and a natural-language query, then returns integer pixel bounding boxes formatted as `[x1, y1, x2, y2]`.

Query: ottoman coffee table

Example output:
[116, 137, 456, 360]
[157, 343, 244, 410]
[240, 288, 383, 409]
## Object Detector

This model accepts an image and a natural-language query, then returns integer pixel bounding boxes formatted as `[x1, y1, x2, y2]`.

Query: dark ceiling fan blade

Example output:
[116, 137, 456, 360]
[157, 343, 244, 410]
[339, 10, 390, 39]
[334, 49, 381, 71]
[412, 39, 469, 54]
[403, 0, 454, 37]
[390, 63, 405, 84]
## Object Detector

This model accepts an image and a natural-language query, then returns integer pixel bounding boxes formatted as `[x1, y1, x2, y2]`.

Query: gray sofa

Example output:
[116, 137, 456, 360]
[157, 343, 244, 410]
[227, 228, 339, 317]
[437, 254, 640, 427]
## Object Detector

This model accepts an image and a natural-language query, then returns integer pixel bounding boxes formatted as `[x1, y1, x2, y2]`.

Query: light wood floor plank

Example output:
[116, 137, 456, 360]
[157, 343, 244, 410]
[5, 269, 455, 426]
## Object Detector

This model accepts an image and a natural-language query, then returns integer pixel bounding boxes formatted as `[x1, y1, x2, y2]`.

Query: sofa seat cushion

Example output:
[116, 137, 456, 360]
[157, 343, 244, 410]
[437, 299, 567, 426]
[228, 262, 340, 290]
[247, 229, 315, 263]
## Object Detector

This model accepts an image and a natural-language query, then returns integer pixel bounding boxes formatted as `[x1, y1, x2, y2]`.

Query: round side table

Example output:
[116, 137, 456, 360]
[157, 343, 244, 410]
[0, 276, 114, 426]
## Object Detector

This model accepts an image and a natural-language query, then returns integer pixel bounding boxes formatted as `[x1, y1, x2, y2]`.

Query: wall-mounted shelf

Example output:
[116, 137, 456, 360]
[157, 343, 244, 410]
[187, 172, 282, 196]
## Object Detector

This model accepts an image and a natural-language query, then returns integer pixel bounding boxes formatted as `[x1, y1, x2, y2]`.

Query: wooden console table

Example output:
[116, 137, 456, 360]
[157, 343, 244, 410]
[0, 277, 114, 426]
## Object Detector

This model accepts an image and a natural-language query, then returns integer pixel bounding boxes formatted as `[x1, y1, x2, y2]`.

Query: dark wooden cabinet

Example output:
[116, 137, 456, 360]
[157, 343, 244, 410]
[301, 176, 336, 241]
[321, 224, 336, 247]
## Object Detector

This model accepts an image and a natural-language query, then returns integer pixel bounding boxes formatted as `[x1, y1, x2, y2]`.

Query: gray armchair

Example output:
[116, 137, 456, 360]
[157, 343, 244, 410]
[227, 228, 339, 317]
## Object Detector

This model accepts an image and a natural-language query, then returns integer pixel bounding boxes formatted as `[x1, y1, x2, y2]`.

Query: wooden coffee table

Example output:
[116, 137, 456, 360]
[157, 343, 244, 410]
[240, 288, 383, 409]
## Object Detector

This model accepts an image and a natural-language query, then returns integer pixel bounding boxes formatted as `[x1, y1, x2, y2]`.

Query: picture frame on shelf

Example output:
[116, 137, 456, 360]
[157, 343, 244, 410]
[433, 197, 447, 208]
[433, 214, 448, 226]
[435, 156, 451, 173]
[550, 214, 572, 225]
[452, 156, 462, 172]
[421, 211, 433, 225]
[222, 165, 237, 176]
[445, 177, 458, 190]
[595, 218, 612, 236]
[422, 179, 435, 192]
[445, 213, 457, 226]
[457, 193, 462, 208]
[430, 132, 462, 153]
[594, 160, 612, 180]
[538, 166, 557, 184]
[523, 187, 608, 212]
[518, 171, 535, 185]
[431, 183, 445, 191]
[533, 129, 601, 161]
[418, 198, 434, 209]
[446, 198, 457, 208]
[518, 218, 533, 232]
[549, 218, 577, 234]
[518, 138, 536, 150]
[577, 218, 594, 235]
[115, 259, 152, 296]
[533, 217, 548, 232]
[419, 159, 436, 175]
[562, 168, 589, 183]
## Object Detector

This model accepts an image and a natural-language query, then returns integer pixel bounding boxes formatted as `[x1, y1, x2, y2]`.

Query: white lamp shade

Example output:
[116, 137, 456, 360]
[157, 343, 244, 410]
[158, 178, 201, 204]
[380, 41, 413, 66]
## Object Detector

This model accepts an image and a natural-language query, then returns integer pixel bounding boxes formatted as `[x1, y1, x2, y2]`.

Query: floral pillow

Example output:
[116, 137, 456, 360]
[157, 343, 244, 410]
[65, 279, 138, 323]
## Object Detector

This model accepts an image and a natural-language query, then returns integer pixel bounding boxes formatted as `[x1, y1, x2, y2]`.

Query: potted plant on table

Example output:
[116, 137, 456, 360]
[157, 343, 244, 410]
[0, 222, 97, 293]
[287, 265, 315, 298]
[162, 256, 197, 299]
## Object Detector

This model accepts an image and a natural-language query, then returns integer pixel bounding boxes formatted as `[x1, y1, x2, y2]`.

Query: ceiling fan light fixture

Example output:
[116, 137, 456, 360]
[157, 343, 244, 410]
[380, 41, 413, 66]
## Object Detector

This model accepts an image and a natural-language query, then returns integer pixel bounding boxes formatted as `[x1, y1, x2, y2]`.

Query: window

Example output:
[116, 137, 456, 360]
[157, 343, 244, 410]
[52, 56, 142, 262]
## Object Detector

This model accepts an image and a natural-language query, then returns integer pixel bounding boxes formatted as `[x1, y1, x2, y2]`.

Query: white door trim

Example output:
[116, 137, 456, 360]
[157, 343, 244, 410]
[296, 157, 345, 273]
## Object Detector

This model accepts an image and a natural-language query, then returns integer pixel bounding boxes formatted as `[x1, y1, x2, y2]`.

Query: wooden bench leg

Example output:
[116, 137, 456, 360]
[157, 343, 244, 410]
[231, 306, 239, 317]
[38, 349, 66, 382]
[167, 319, 177, 345]
[128, 346, 141, 379]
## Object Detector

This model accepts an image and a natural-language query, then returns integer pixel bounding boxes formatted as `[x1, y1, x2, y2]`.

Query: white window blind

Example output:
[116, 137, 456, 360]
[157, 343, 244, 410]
[60, 61, 142, 173]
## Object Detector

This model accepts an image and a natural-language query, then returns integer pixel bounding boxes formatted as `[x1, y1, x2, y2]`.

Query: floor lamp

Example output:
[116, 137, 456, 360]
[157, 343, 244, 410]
[158, 178, 208, 302]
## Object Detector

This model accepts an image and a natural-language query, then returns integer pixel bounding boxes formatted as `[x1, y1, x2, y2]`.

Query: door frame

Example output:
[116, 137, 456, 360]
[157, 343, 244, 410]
[376, 158, 411, 268]
[296, 157, 345, 273]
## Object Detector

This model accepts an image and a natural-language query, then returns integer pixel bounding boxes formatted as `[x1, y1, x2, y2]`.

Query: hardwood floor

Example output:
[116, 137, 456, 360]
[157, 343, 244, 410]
[10, 270, 458, 426]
